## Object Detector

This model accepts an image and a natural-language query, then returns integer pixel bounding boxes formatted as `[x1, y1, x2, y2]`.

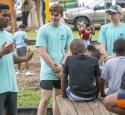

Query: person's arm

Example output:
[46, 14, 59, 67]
[100, 61, 110, 97]
[13, 49, 33, 64]
[0, 42, 15, 58]
[61, 47, 71, 65]
[36, 27, 59, 71]
[99, 43, 108, 57]
[61, 73, 68, 98]
[98, 25, 109, 61]
[61, 27, 73, 65]
[95, 60, 101, 98]
[100, 79, 106, 97]
[37, 47, 56, 69]
[95, 76, 101, 98]
[37, 47, 63, 79]
[61, 56, 69, 98]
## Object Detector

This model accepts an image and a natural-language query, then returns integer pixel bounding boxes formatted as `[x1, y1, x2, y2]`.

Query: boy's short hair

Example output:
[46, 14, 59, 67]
[0, 4, 9, 11]
[18, 24, 26, 29]
[70, 39, 86, 55]
[50, 4, 64, 16]
[113, 39, 125, 53]
[87, 45, 100, 60]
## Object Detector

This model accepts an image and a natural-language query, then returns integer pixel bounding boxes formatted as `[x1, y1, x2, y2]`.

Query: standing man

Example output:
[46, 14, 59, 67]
[98, 5, 125, 61]
[36, 4, 73, 115]
[0, 4, 33, 115]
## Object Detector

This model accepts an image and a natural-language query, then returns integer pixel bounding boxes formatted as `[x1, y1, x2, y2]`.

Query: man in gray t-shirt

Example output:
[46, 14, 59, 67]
[101, 39, 125, 95]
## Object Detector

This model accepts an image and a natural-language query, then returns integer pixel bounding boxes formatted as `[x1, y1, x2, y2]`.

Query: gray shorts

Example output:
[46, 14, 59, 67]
[17, 46, 27, 57]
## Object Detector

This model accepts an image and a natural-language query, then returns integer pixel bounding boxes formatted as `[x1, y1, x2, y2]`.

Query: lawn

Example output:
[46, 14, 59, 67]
[27, 29, 100, 41]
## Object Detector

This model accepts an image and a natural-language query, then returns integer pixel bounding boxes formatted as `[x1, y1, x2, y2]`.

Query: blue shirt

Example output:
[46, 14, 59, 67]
[98, 23, 125, 55]
[36, 23, 73, 80]
[101, 56, 125, 95]
[0, 31, 18, 94]
[13, 30, 27, 48]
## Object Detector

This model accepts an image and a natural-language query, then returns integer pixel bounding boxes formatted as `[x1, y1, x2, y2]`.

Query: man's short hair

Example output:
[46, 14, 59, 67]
[49, 4, 64, 16]
[113, 39, 125, 53]
[0, 4, 9, 11]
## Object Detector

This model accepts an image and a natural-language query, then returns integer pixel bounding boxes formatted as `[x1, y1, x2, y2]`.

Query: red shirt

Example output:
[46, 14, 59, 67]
[80, 29, 91, 40]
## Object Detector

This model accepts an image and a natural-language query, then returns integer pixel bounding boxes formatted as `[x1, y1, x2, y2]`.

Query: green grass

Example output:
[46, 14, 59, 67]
[18, 87, 40, 106]
[27, 29, 100, 41]
[18, 87, 52, 107]
[27, 31, 37, 40]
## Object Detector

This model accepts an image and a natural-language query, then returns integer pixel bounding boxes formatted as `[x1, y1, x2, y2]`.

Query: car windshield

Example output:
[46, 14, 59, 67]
[84, 0, 105, 9]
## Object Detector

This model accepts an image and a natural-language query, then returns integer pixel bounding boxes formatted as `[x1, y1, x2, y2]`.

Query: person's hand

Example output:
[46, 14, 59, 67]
[53, 64, 63, 79]
[100, 91, 106, 97]
[55, 71, 62, 80]
[103, 55, 113, 62]
[53, 64, 62, 73]
[0, 42, 15, 57]
[100, 54, 113, 62]
[24, 49, 34, 61]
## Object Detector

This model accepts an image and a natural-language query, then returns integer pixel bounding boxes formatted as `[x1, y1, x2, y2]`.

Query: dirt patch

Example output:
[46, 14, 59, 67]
[16, 52, 41, 90]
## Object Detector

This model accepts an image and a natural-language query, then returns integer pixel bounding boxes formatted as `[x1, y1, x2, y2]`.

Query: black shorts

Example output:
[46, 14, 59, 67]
[40, 80, 61, 90]
[0, 92, 17, 115]
[17, 46, 27, 57]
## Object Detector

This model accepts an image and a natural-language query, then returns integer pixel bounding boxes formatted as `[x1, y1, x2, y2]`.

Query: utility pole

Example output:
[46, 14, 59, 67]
[45, 0, 50, 23]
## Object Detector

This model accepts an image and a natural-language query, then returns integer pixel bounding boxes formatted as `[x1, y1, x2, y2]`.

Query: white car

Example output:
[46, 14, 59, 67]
[64, 0, 125, 30]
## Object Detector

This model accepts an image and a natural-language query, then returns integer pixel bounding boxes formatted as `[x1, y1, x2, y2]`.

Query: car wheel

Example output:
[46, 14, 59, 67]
[74, 17, 89, 30]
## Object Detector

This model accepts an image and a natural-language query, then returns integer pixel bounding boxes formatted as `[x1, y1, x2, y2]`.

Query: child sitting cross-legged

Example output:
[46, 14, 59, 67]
[61, 39, 101, 102]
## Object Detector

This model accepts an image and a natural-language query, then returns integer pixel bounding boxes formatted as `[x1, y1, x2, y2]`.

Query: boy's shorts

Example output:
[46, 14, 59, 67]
[40, 80, 61, 90]
[117, 93, 125, 108]
[66, 87, 95, 102]
[17, 46, 27, 57]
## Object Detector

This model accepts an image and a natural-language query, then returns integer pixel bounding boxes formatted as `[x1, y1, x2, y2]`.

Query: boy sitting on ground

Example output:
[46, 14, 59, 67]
[61, 39, 101, 102]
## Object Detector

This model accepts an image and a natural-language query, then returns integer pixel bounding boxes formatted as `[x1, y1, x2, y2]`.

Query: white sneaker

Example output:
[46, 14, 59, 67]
[16, 71, 21, 75]
[25, 71, 34, 76]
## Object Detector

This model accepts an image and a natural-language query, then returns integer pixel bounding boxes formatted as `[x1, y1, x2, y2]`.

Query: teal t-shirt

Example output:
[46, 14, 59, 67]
[36, 23, 73, 80]
[0, 31, 18, 94]
[98, 23, 125, 55]
[13, 31, 27, 48]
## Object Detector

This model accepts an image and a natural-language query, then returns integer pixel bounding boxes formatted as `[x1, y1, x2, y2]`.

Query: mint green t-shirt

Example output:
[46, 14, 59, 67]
[0, 31, 18, 94]
[36, 23, 73, 80]
[98, 23, 125, 56]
